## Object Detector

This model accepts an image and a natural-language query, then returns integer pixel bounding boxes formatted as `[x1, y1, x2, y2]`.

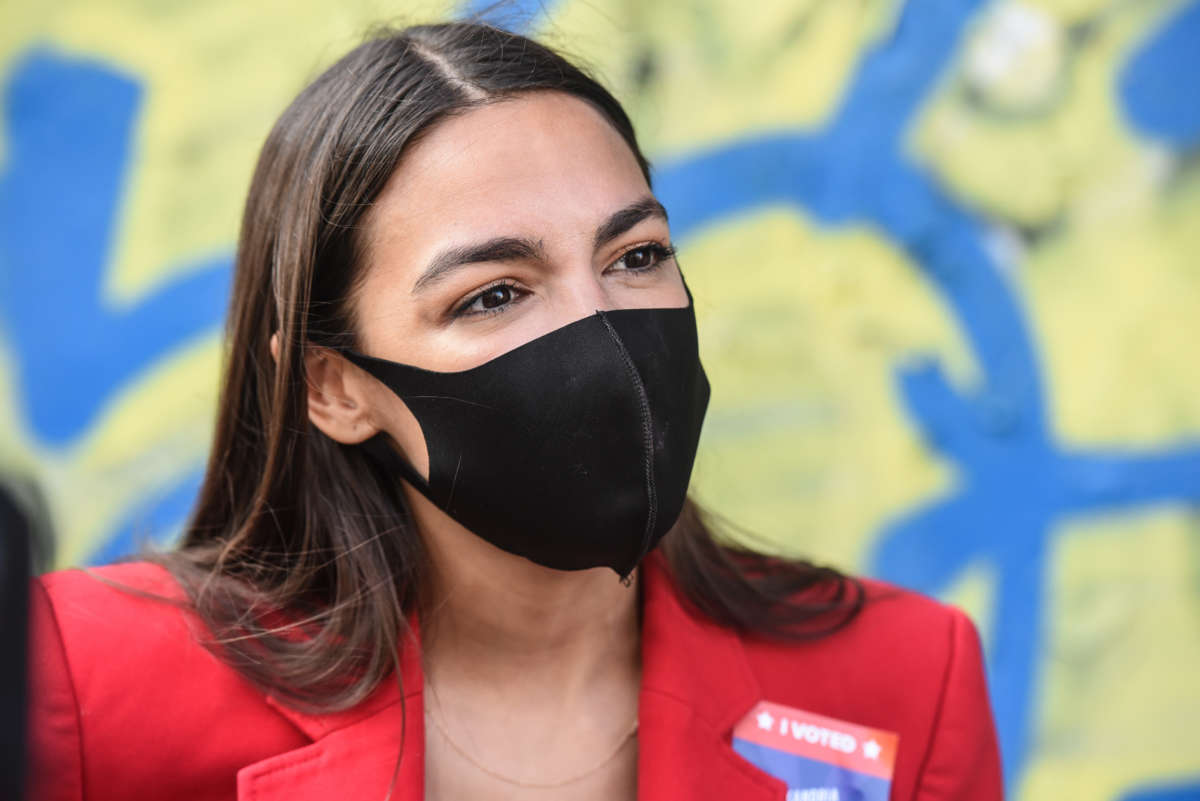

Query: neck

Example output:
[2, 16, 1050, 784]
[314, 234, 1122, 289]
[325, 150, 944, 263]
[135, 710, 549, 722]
[407, 486, 642, 709]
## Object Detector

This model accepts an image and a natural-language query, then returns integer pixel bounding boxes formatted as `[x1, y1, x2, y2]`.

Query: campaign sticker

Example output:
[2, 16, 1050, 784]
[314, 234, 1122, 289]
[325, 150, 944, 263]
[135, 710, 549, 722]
[732, 701, 899, 801]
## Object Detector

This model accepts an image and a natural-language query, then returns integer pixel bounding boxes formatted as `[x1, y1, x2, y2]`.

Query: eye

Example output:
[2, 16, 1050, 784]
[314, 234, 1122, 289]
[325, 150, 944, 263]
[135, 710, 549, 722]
[454, 281, 527, 318]
[479, 285, 513, 309]
[611, 242, 676, 274]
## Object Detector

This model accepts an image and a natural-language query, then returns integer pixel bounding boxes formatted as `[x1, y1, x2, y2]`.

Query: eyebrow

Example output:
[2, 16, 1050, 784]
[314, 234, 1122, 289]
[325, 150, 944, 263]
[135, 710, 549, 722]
[411, 196, 670, 295]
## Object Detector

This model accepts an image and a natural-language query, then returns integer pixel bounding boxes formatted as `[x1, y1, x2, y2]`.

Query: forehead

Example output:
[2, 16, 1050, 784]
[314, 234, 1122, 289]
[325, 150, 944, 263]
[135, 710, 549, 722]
[363, 90, 651, 270]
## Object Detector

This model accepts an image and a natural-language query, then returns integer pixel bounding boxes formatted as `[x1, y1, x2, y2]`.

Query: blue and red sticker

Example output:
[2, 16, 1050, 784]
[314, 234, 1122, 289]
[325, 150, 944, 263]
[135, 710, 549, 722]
[732, 701, 899, 801]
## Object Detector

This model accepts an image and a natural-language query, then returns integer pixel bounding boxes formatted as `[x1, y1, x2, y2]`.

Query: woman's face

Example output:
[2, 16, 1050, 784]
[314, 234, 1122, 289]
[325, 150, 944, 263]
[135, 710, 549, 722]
[323, 89, 686, 477]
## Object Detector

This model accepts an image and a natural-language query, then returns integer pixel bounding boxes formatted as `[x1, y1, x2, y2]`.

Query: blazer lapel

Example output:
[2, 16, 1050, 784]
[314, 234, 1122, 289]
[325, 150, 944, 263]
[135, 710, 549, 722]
[638, 553, 787, 801]
[237, 622, 426, 801]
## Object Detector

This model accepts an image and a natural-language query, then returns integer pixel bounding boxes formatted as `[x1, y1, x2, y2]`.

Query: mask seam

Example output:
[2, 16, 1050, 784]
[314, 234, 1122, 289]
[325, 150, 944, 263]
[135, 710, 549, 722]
[597, 311, 657, 579]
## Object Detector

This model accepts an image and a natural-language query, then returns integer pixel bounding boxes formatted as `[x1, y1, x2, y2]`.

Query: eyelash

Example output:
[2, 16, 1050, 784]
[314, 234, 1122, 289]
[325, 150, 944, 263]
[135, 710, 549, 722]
[452, 242, 678, 319]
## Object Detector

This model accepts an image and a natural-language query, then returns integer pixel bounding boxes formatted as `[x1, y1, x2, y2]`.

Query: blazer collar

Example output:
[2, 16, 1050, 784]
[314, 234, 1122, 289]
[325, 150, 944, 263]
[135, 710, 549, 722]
[238, 551, 784, 801]
[236, 619, 425, 800]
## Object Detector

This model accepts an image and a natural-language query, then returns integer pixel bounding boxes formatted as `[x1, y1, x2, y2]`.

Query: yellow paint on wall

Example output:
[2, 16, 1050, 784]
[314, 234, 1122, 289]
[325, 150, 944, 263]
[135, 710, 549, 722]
[0, 345, 42, 478]
[909, 0, 1200, 448]
[940, 557, 997, 653]
[909, 0, 1180, 228]
[683, 207, 975, 569]
[1029, 0, 1146, 26]
[43, 335, 222, 567]
[0, 0, 457, 303]
[1021, 158, 1200, 447]
[547, 0, 901, 156]
[1019, 507, 1200, 801]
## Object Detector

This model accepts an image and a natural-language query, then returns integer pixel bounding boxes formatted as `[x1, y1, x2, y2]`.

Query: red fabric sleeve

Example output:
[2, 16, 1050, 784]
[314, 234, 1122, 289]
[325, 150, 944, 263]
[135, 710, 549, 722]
[913, 607, 1005, 801]
[26, 577, 84, 801]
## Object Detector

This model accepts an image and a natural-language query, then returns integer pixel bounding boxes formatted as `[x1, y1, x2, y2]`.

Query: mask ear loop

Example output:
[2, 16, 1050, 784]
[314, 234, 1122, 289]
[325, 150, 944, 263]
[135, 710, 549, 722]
[358, 430, 438, 499]
[329, 346, 440, 497]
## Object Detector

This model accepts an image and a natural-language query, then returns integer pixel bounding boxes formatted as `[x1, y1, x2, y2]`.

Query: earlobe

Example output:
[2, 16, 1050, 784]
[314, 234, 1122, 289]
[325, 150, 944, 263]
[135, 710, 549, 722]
[302, 346, 381, 445]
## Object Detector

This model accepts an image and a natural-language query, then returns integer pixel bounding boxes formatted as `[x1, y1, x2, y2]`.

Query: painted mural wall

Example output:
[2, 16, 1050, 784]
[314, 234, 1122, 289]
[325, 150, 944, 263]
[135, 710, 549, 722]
[2, 0, 1198, 798]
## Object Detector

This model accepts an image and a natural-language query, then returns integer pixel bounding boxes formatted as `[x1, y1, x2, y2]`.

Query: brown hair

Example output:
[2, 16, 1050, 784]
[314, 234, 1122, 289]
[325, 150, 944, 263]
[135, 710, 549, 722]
[151, 19, 863, 715]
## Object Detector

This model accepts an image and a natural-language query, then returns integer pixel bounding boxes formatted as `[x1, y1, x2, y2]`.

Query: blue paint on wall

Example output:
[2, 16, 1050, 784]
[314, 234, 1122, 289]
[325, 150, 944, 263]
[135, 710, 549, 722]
[1120, 779, 1200, 801]
[456, 0, 560, 31]
[0, 49, 231, 446]
[1119, 0, 1200, 147]
[86, 468, 205, 567]
[652, 0, 1200, 787]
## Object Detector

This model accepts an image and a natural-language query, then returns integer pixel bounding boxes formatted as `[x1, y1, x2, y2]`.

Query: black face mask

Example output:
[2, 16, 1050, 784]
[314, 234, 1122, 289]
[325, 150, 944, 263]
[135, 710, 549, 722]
[337, 285, 710, 579]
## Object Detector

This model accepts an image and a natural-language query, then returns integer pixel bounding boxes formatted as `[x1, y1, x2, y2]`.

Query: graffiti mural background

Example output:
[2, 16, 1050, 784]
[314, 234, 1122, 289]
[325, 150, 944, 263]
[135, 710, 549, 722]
[2, 0, 1198, 797]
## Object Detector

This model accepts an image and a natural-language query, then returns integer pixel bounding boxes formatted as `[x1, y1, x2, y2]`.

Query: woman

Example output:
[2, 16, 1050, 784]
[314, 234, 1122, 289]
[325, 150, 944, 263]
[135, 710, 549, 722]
[27, 20, 1003, 801]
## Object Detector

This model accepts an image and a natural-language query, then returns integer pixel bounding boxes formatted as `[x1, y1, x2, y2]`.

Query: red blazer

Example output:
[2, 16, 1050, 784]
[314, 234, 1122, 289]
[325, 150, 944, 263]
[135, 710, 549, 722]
[27, 551, 1003, 801]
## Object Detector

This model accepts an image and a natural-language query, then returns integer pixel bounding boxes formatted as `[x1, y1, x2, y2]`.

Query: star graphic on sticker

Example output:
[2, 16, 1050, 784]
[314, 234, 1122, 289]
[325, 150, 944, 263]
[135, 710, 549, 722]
[756, 709, 775, 730]
[862, 739, 882, 760]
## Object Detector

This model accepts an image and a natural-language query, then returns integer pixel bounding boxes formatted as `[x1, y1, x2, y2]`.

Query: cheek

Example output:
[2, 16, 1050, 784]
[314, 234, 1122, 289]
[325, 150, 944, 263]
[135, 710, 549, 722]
[613, 263, 687, 309]
[662, 266, 688, 306]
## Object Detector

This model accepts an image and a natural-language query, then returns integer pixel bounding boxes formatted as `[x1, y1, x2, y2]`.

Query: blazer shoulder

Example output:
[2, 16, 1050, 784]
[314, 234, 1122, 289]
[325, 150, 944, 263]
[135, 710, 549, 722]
[37, 560, 189, 622]
[740, 575, 978, 683]
[854, 574, 978, 653]
[33, 560, 202, 691]
[738, 576, 1003, 801]
[33, 561, 211, 700]
[28, 562, 308, 800]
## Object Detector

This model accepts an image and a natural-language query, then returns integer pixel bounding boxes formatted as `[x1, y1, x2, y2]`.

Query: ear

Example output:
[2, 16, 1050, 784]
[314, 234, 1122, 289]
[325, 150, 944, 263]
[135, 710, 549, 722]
[270, 332, 381, 445]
